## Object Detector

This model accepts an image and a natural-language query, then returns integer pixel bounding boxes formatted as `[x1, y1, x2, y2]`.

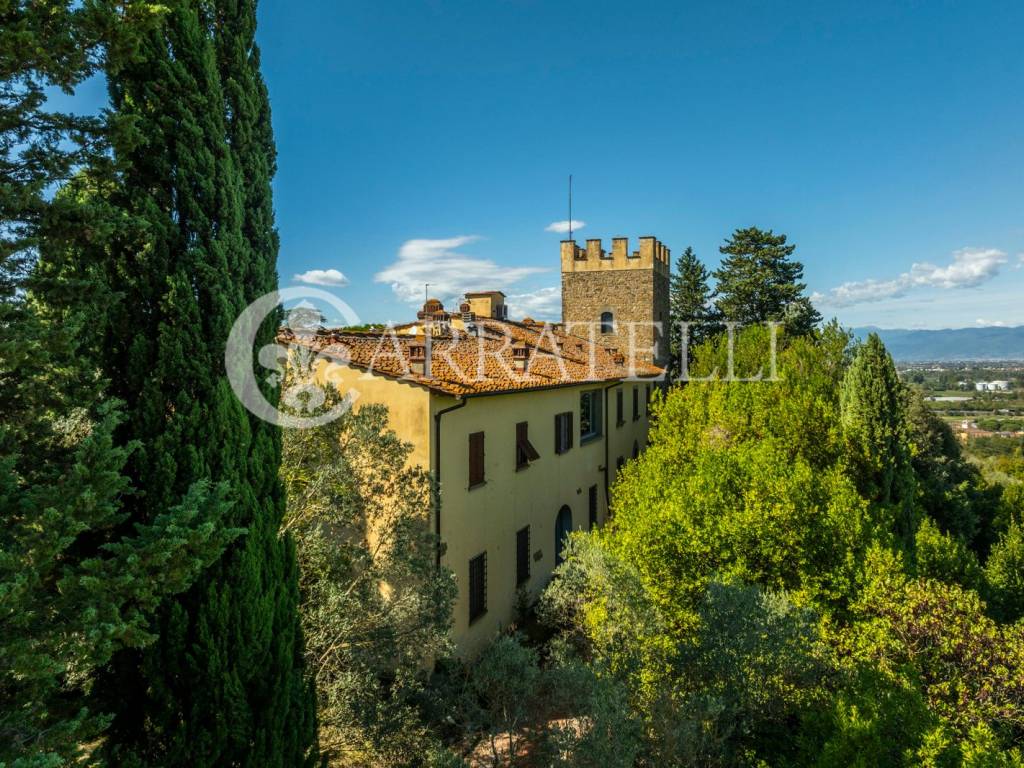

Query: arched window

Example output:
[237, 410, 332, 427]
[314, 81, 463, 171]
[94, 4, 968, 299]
[600, 311, 614, 334]
[555, 505, 573, 566]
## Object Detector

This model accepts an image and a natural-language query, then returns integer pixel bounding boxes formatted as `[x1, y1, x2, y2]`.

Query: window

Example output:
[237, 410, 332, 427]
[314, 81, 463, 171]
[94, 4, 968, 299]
[469, 552, 487, 622]
[555, 506, 573, 566]
[579, 390, 603, 442]
[468, 431, 485, 488]
[588, 485, 598, 530]
[516, 526, 530, 585]
[632, 386, 640, 421]
[600, 311, 614, 334]
[616, 456, 625, 473]
[646, 384, 652, 414]
[554, 411, 573, 454]
[633, 440, 640, 459]
[515, 421, 540, 470]
[616, 388, 624, 426]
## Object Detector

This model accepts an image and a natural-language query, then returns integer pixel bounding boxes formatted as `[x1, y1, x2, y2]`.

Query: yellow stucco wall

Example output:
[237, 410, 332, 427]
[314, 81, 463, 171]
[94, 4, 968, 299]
[433, 381, 651, 657]
[316, 362, 433, 470]
[314, 361, 652, 659]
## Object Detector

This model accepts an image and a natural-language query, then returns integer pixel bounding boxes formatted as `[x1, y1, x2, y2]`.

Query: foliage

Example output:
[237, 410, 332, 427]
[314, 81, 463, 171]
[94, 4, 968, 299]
[0, 2, 252, 764]
[914, 517, 983, 592]
[711, 226, 821, 335]
[839, 334, 916, 516]
[841, 549, 1024, 751]
[29, 1, 318, 763]
[429, 631, 641, 768]
[281, 389, 456, 766]
[985, 518, 1024, 624]
[611, 326, 878, 623]
[905, 391, 1002, 553]
[542, 326, 1024, 765]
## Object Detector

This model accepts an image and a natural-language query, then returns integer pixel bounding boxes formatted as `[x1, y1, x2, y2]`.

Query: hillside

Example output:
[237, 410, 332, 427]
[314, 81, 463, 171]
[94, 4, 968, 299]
[852, 325, 1024, 361]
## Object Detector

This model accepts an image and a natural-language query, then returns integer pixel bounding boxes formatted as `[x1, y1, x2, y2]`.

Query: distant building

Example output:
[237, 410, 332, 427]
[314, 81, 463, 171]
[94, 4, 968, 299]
[975, 380, 1013, 391]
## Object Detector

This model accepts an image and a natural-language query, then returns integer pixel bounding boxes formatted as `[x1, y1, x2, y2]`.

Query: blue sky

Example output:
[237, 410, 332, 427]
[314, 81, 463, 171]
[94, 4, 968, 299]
[60, 1, 1024, 329]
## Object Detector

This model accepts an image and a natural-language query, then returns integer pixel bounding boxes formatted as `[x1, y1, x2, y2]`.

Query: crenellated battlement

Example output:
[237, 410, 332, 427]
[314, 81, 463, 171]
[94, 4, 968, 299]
[560, 236, 670, 276]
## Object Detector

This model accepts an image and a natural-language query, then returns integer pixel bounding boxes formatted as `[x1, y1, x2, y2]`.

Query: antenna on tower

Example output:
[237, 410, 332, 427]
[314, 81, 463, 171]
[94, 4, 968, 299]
[568, 174, 573, 241]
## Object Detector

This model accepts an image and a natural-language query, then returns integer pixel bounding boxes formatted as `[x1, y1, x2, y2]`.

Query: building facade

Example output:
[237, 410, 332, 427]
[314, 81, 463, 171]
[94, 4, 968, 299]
[287, 236, 669, 656]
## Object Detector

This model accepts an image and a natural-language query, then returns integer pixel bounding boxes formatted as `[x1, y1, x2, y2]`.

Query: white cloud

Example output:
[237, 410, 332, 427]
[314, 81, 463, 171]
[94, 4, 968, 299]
[545, 219, 586, 234]
[975, 318, 1008, 327]
[293, 268, 350, 286]
[815, 247, 1008, 308]
[505, 286, 561, 321]
[375, 236, 548, 305]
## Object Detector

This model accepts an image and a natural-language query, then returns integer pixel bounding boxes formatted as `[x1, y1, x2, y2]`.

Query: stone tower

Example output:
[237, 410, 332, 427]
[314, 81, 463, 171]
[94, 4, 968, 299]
[560, 236, 671, 369]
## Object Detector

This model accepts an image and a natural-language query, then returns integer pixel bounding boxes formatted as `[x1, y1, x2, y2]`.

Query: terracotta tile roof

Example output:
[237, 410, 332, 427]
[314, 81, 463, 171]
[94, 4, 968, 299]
[279, 318, 664, 397]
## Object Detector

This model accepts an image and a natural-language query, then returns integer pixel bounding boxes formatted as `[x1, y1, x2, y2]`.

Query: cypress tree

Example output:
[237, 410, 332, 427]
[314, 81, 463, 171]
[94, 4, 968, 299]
[840, 333, 916, 539]
[33, 1, 316, 763]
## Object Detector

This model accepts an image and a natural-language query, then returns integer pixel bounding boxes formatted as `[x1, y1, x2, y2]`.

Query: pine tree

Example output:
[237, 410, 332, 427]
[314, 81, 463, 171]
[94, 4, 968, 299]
[669, 246, 713, 375]
[31, 1, 315, 763]
[839, 333, 916, 539]
[712, 227, 821, 335]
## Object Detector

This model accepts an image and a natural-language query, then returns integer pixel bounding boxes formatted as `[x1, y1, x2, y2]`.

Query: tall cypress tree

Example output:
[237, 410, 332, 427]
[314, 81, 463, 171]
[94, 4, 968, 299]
[34, 1, 317, 764]
[840, 333, 917, 541]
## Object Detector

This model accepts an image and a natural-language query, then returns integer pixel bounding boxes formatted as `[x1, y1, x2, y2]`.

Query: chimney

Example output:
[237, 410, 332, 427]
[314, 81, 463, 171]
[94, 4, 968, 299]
[512, 341, 530, 373]
[409, 336, 432, 377]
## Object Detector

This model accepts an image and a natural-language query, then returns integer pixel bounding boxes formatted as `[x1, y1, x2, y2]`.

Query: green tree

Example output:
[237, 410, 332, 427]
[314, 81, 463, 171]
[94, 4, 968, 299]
[712, 226, 821, 335]
[30, 1, 316, 763]
[834, 547, 1024, 759]
[840, 334, 916, 539]
[905, 390, 1001, 552]
[669, 246, 713, 375]
[281, 389, 456, 765]
[985, 518, 1024, 623]
[0, 4, 242, 764]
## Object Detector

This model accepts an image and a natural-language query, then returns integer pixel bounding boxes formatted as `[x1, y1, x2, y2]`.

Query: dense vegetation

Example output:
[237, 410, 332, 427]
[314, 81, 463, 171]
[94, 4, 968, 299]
[4, 2, 1023, 766]
[2, 1, 315, 764]
[533, 327, 1024, 766]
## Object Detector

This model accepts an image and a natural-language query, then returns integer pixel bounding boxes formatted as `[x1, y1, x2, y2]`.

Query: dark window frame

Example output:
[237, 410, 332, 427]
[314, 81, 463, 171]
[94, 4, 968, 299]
[579, 389, 603, 443]
[600, 311, 614, 334]
[588, 484, 598, 530]
[616, 388, 624, 427]
[468, 431, 485, 489]
[469, 552, 487, 622]
[554, 411, 574, 454]
[632, 386, 640, 421]
[516, 526, 531, 585]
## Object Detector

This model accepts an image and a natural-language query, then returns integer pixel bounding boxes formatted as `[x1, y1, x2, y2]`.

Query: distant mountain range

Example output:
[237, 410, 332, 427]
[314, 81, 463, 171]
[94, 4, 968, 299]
[851, 326, 1024, 362]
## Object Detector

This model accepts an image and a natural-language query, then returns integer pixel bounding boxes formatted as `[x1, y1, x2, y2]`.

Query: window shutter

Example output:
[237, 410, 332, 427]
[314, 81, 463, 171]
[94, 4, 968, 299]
[516, 526, 530, 585]
[567, 412, 573, 450]
[469, 432, 485, 487]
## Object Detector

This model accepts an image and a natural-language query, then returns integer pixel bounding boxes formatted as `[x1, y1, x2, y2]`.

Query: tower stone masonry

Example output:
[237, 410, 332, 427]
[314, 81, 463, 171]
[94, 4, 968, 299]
[560, 236, 671, 369]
